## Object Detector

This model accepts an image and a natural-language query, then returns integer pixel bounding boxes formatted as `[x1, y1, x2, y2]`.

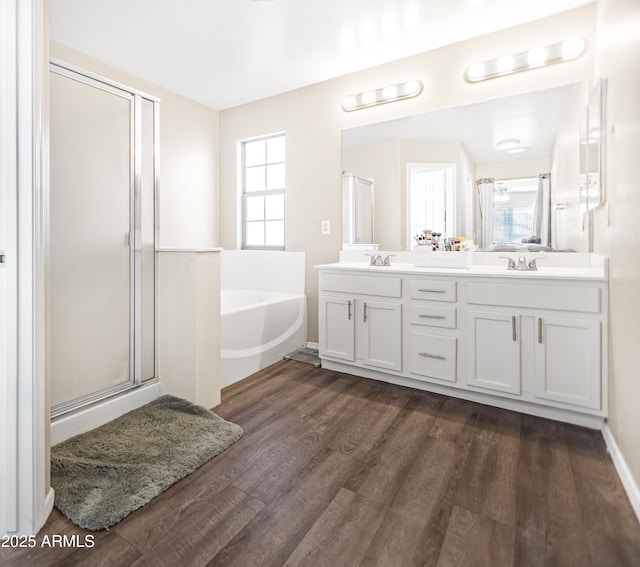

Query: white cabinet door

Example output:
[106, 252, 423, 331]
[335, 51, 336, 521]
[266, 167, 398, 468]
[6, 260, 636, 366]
[362, 300, 402, 371]
[467, 310, 521, 394]
[319, 295, 355, 362]
[534, 316, 601, 409]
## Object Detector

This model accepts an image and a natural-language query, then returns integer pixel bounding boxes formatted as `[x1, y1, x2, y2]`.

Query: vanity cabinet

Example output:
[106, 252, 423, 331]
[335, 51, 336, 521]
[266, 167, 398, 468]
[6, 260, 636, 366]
[361, 300, 402, 371]
[466, 310, 521, 394]
[319, 295, 355, 362]
[466, 280, 603, 411]
[316, 260, 608, 428]
[406, 278, 459, 385]
[534, 316, 601, 409]
[318, 273, 402, 372]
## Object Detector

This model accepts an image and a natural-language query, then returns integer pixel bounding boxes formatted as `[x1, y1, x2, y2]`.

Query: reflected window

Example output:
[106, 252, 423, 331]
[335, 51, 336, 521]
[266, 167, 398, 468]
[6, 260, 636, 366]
[241, 133, 285, 249]
[492, 178, 538, 243]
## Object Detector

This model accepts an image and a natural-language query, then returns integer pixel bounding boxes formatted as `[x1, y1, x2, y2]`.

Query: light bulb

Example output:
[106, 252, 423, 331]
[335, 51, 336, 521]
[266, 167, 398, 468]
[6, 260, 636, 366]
[403, 80, 421, 96]
[561, 36, 586, 60]
[496, 54, 515, 74]
[466, 62, 485, 80]
[342, 95, 357, 110]
[528, 46, 548, 67]
[361, 91, 376, 105]
[382, 85, 399, 100]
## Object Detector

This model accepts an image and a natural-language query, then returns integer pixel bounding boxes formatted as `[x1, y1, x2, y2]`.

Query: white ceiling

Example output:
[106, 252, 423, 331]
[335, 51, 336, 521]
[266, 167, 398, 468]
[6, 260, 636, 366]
[50, 0, 593, 110]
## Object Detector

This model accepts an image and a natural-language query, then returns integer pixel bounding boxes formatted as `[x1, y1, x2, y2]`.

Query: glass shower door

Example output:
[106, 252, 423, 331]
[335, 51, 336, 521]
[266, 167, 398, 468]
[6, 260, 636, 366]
[50, 63, 158, 416]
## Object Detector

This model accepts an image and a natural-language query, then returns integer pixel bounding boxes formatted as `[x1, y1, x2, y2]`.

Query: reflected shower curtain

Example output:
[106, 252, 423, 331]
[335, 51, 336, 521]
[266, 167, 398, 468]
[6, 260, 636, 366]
[532, 173, 550, 245]
[475, 178, 494, 249]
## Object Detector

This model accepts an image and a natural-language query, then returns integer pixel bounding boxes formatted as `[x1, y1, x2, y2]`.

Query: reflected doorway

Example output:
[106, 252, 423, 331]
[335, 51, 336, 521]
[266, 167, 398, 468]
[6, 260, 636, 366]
[407, 163, 456, 247]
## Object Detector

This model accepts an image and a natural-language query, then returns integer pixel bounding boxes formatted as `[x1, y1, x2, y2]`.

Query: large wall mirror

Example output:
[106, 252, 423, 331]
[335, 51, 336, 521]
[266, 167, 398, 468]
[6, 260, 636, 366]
[341, 81, 587, 251]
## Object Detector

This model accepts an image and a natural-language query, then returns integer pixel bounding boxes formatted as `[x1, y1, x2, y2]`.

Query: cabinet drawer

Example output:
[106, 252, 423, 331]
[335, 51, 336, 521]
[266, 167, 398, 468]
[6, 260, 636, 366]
[320, 273, 401, 298]
[409, 279, 456, 302]
[409, 331, 457, 383]
[467, 282, 601, 313]
[409, 304, 456, 329]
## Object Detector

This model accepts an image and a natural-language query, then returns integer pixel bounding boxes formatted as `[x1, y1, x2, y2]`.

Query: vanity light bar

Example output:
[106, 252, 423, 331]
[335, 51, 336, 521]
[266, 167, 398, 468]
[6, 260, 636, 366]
[464, 36, 586, 83]
[342, 80, 423, 112]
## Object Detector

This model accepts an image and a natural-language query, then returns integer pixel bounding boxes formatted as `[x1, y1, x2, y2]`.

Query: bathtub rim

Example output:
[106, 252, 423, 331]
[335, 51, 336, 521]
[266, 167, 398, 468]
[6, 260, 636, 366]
[220, 287, 307, 316]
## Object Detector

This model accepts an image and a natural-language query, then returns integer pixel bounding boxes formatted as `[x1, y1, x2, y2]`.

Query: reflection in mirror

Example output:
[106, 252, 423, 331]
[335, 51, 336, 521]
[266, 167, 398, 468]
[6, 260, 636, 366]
[342, 82, 586, 251]
[579, 107, 589, 215]
[408, 163, 456, 243]
[342, 172, 376, 249]
[477, 175, 550, 249]
[582, 79, 605, 211]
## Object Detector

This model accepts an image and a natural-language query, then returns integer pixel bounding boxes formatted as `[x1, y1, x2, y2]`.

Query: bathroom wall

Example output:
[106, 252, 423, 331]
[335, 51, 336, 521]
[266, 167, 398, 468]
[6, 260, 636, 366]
[219, 4, 596, 342]
[50, 44, 220, 250]
[592, 0, 640, 507]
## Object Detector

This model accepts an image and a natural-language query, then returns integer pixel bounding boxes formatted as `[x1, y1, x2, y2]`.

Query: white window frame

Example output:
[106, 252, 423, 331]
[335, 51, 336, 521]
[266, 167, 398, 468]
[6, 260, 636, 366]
[241, 132, 285, 250]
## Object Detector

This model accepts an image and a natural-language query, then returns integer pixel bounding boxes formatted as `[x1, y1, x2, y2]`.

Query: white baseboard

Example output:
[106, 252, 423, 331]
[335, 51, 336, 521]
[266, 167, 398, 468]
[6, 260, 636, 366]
[602, 423, 640, 523]
[42, 488, 55, 527]
[306, 341, 319, 350]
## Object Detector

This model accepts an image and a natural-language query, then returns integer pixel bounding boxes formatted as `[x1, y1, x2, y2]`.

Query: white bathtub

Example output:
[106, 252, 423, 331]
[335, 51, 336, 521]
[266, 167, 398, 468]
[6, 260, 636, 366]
[220, 288, 307, 388]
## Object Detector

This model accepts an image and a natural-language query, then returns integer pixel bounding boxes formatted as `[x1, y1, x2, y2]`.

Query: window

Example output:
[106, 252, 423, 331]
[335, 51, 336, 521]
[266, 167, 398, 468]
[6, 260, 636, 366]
[241, 133, 285, 249]
[492, 177, 538, 244]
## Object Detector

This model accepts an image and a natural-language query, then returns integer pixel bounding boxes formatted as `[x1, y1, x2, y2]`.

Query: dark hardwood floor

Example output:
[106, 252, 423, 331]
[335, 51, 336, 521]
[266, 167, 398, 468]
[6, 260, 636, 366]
[3, 360, 640, 566]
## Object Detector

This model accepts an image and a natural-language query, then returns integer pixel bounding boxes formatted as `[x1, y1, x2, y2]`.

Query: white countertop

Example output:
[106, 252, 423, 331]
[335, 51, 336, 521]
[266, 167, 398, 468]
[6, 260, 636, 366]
[315, 252, 608, 282]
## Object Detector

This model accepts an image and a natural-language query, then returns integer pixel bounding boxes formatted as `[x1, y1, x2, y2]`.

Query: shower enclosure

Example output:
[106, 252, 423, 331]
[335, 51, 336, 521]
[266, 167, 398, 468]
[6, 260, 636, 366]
[49, 61, 159, 417]
[342, 172, 374, 247]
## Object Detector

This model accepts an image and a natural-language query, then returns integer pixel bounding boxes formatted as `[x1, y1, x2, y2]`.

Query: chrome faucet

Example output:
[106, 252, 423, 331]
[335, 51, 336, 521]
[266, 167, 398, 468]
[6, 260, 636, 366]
[365, 253, 396, 266]
[500, 255, 545, 271]
[365, 253, 384, 266]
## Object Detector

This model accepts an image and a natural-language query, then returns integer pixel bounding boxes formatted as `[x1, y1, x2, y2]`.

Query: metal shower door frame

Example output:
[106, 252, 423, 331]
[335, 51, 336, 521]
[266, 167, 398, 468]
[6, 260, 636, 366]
[49, 60, 160, 418]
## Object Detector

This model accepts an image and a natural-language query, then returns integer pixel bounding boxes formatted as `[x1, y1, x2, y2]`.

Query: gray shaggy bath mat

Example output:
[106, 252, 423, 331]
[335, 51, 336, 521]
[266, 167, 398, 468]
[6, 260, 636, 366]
[51, 395, 243, 531]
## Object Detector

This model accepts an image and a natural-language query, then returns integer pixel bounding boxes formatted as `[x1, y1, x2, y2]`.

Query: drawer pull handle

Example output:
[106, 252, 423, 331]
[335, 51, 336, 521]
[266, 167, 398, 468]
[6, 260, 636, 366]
[512, 315, 517, 341]
[419, 352, 445, 360]
[419, 314, 446, 319]
[347, 300, 352, 320]
[363, 302, 368, 323]
[418, 288, 445, 293]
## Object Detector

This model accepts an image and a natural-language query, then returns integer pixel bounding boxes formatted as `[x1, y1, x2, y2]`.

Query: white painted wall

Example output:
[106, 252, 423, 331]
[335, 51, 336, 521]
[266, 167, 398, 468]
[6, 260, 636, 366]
[158, 250, 221, 409]
[592, 0, 640, 514]
[50, 44, 220, 250]
[219, 4, 596, 343]
[475, 157, 552, 181]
